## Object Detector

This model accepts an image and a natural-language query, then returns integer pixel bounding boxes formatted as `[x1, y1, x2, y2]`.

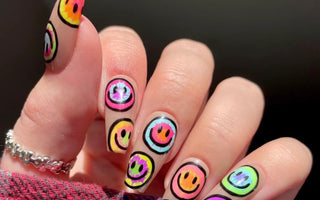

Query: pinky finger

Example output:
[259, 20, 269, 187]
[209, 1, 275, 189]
[203, 137, 312, 200]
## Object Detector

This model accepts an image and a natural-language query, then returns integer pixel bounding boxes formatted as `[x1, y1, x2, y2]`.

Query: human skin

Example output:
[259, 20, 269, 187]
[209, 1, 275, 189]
[0, 0, 312, 199]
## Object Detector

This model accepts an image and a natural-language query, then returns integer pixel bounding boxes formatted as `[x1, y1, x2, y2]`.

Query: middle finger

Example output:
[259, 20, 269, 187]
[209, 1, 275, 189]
[124, 39, 214, 193]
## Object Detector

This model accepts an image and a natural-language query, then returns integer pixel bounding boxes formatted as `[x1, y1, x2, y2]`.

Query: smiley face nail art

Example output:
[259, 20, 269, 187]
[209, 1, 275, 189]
[125, 151, 154, 189]
[143, 116, 177, 154]
[170, 162, 207, 200]
[204, 194, 231, 200]
[44, 21, 58, 63]
[58, 0, 85, 28]
[221, 165, 259, 197]
[108, 118, 133, 153]
[105, 78, 135, 112]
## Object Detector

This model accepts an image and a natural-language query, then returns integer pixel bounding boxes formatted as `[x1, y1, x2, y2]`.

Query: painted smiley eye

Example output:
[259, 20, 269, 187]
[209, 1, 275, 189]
[73, 3, 78, 13]
[130, 161, 136, 169]
[184, 172, 189, 179]
[121, 129, 126, 138]
[139, 165, 143, 173]
[113, 86, 118, 94]
[165, 130, 170, 137]
[192, 177, 198, 184]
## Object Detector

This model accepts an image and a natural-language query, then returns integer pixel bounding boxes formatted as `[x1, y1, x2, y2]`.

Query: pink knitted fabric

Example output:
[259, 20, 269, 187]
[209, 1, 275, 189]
[0, 170, 161, 199]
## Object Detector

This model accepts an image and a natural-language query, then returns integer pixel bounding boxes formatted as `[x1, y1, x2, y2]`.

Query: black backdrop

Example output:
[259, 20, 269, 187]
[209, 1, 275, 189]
[0, 1, 319, 199]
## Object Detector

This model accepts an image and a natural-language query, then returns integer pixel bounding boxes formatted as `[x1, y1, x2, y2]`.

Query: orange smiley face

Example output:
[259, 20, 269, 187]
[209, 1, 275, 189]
[178, 170, 201, 194]
[171, 162, 207, 199]
[58, 0, 85, 28]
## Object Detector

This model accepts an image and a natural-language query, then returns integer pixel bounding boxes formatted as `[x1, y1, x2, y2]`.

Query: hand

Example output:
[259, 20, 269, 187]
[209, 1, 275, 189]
[0, 1, 312, 199]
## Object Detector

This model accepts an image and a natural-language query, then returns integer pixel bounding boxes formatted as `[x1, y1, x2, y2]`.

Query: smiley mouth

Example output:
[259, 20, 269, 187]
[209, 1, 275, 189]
[227, 172, 250, 189]
[177, 173, 200, 194]
[149, 128, 173, 147]
[114, 133, 128, 150]
[127, 170, 148, 181]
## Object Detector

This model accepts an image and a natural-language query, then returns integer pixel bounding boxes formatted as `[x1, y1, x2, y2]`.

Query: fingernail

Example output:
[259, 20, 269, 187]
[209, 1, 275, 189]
[44, 0, 85, 71]
[124, 151, 155, 189]
[124, 113, 178, 192]
[142, 115, 177, 155]
[105, 76, 137, 154]
[163, 158, 209, 200]
[220, 165, 259, 197]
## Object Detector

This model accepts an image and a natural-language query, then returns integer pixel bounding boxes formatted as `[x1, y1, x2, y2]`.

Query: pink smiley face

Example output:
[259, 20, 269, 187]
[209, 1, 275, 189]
[143, 116, 177, 154]
[105, 78, 135, 111]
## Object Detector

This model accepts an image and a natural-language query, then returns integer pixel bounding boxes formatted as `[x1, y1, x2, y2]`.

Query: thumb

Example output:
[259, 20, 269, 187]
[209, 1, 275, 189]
[1, 1, 102, 180]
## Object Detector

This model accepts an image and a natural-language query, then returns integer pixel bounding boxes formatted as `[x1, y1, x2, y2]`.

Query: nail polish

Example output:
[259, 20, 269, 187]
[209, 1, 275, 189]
[124, 151, 155, 189]
[169, 160, 208, 199]
[220, 165, 259, 197]
[105, 78, 135, 112]
[108, 118, 133, 153]
[143, 116, 177, 155]
[44, 0, 85, 71]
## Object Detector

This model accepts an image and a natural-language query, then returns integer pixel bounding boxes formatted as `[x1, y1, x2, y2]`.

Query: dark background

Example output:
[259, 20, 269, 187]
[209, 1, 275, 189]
[0, 1, 319, 199]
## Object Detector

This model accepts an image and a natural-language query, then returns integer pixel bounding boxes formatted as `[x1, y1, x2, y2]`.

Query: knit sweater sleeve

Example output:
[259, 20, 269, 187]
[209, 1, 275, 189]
[0, 170, 161, 200]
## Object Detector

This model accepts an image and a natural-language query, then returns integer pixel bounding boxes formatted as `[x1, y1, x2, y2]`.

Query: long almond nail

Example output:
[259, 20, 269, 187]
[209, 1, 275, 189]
[44, 0, 85, 72]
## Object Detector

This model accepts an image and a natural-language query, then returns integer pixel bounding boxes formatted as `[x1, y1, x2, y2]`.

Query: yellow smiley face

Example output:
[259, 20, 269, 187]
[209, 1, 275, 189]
[108, 119, 133, 153]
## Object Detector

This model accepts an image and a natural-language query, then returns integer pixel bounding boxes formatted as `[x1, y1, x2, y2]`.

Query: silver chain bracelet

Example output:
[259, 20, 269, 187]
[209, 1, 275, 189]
[4, 129, 76, 174]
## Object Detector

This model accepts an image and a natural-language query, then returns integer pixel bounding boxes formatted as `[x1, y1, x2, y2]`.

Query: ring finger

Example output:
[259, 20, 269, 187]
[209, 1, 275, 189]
[162, 77, 265, 199]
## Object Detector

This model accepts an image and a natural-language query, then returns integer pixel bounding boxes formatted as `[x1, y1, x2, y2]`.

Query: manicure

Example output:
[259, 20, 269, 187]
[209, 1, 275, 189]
[44, 0, 85, 71]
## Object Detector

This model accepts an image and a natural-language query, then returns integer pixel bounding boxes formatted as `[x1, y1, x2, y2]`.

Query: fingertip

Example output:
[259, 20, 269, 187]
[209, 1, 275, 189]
[274, 137, 313, 178]
[163, 38, 215, 72]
